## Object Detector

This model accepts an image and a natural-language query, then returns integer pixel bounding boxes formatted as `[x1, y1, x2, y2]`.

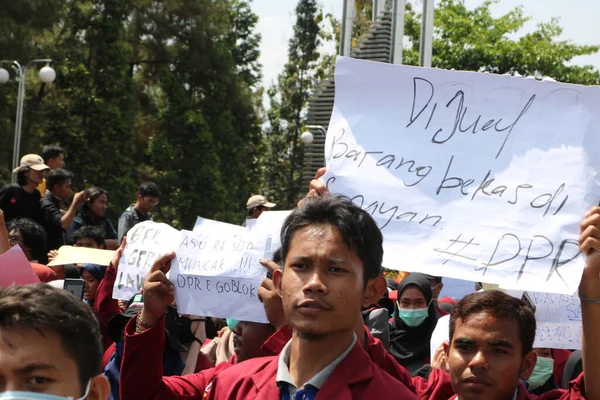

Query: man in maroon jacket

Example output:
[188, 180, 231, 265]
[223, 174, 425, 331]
[123, 196, 418, 399]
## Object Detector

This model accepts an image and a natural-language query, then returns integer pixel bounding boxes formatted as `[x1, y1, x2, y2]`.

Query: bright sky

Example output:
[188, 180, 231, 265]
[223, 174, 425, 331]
[252, 0, 600, 89]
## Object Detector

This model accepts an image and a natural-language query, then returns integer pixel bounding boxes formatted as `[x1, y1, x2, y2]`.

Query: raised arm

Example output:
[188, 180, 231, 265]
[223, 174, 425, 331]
[120, 252, 215, 400]
[95, 238, 125, 350]
[578, 206, 600, 399]
[61, 191, 85, 229]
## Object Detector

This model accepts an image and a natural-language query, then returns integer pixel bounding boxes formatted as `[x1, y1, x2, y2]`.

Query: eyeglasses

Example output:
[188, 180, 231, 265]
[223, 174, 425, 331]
[8, 235, 20, 244]
[144, 197, 160, 205]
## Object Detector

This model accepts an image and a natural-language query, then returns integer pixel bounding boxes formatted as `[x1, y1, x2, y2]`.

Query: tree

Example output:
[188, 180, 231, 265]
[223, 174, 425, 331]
[140, 0, 264, 227]
[42, 0, 137, 220]
[261, 0, 321, 208]
[404, 0, 600, 84]
[0, 0, 265, 227]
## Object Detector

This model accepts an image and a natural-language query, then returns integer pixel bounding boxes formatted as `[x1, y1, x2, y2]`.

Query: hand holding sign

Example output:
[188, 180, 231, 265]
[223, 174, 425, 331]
[113, 221, 179, 300]
[140, 252, 176, 327]
[258, 259, 286, 330]
[579, 207, 600, 300]
[109, 237, 126, 271]
[306, 168, 329, 198]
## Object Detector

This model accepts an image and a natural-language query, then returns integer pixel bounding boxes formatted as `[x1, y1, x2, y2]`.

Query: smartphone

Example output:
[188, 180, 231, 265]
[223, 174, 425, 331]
[521, 292, 536, 314]
[63, 279, 85, 300]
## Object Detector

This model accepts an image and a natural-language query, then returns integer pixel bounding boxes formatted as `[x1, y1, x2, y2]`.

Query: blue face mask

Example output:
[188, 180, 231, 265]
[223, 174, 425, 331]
[226, 318, 239, 330]
[397, 305, 429, 327]
[0, 381, 90, 400]
[527, 356, 554, 390]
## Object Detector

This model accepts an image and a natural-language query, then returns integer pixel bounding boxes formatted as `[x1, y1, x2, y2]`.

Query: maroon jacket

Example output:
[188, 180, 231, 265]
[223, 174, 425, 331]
[94, 266, 120, 351]
[120, 319, 415, 400]
[412, 368, 586, 400]
[119, 317, 586, 400]
[202, 341, 418, 400]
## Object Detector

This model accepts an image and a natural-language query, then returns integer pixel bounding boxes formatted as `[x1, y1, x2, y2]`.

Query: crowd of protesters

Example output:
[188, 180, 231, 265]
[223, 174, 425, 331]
[1, 153, 600, 399]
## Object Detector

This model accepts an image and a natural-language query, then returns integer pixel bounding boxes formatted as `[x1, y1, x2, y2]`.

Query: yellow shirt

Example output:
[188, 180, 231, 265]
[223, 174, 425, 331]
[37, 178, 46, 194]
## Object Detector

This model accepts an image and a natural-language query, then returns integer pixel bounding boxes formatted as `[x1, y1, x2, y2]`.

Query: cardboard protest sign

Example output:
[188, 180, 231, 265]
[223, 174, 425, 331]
[323, 56, 600, 294]
[0, 246, 40, 286]
[47, 245, 114, 267]
[171, 222, 267, 323]
[112, 221, 180, 300]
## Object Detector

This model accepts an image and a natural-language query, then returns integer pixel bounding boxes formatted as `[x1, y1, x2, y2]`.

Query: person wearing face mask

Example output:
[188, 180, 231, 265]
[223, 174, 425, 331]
[0, 284, 110, 399]
[526, 348, 559, 395]
[389, 273, 441, 375]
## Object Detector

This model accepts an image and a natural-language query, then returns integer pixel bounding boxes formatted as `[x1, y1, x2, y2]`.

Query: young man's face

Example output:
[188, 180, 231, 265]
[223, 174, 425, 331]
[75, 237, 101, 249]
[275, 223, 377, 339]
[445, 312, 536, 400]
[231, 321, 275, 362]
[53, 179, 73, 201]
[0, 328, 89, 397]
[48, 154, 65, 169]
[137, 194, 159, 213]
[8, 228, 32, 261]
[26, 169, 45, 185]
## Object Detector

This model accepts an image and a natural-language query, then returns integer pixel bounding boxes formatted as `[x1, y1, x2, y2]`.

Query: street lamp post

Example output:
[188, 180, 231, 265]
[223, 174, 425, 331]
[0, 59, 56, 182]
[300, 125, 327, 145]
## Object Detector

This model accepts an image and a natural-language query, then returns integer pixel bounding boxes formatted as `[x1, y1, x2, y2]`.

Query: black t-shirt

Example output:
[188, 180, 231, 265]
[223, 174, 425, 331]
[40, 192, 66, 252]
[0, 183, 42, 223]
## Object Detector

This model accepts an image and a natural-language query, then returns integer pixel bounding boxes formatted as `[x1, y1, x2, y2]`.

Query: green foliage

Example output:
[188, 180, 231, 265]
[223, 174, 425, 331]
[408, 0, 600, 84]
[0, 0, 264, 227]
[382, 0, 599, 83]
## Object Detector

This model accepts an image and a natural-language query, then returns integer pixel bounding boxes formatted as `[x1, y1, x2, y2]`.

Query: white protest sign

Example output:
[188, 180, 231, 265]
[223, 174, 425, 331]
[528, 291, 582, 350]
[194, 216, 246, 235]
[113, 221, 180, 300]
[323, 56, 600, 294]
[245, 218, 257, 231]
[171, 219, 267, 323]
[247, 210, 292, 264]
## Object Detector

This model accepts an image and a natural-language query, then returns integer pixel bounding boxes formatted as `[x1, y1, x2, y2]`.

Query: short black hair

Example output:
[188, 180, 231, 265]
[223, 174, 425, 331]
[138, 182, 161, 197]
[46, 168, 73, 192]
[272, 248, 283, 266]
[7, 218, 47, 261]
[41, 144, 64, 164]
[280, 196, 383, 286]
[450, 290, 536, 357]
[0, 284, 102, 392]
[73, 226, 106, 248]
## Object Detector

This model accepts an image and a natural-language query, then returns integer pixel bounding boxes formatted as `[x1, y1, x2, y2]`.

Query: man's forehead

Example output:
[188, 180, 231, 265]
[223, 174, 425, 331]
[289, 225, 350, 254]
[453, 313, 521, 343]
[0, 328, 74, 374]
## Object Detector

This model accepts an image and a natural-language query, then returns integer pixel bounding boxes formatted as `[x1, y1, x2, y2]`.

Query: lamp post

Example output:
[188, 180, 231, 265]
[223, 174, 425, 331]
[300, 125, 327, 145]
[0, 59, 56, 182]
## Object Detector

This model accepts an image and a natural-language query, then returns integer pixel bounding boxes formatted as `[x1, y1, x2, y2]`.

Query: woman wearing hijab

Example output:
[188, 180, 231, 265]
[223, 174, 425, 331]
[389, 273, 441, 375]
[80, 263, 107, 307]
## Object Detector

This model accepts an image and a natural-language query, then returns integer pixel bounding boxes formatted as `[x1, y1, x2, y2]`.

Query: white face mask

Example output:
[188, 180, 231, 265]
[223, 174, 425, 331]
[0, 381, 90, 400]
